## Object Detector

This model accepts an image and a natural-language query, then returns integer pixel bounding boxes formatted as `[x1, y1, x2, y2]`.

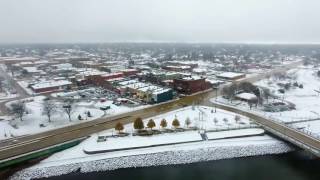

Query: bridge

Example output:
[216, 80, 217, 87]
[202, 100, 320, 157]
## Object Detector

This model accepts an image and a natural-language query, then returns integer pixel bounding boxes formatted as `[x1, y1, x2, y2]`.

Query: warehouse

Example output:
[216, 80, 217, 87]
[30, 80, 72, 93]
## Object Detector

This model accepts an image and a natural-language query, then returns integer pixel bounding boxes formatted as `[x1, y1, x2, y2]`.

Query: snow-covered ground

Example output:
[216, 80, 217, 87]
[11, 106, 293, 179]
[0, 96, 146, 140]
[84, 131, 203, 153]
[212, 65, 320, 137]
[206, 128, 264, 140]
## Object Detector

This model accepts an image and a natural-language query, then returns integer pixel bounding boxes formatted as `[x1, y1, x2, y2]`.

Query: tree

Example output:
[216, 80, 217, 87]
[11, 101, 26, 121]
[213, 117, 218, 125]
[87, 111, 92, 117]
[222, 83, 238, 101]
[115, 122, 124, 133]
[160, 118, 167, 129]
[42, 100, 57, 123]
[248, 101, 253, 109]
[63, 100, 74, 122]
[147, 119, 156, 130]
[239, 81, 256, 93]
[234, 115, 241, 123]
[172, 118, 180, 128]
[133, 117, 144, 130]
[78, 114, 82, 120]
[262, 88, 271, 103]
[185, 117, 191, 128]
[223, 118, 228, 124]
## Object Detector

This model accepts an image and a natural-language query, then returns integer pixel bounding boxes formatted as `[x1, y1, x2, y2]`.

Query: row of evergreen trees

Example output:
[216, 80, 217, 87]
[115, 117, 192, 133]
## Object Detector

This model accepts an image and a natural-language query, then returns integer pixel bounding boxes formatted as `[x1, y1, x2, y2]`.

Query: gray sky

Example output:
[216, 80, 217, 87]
[0, 0, 319, 44]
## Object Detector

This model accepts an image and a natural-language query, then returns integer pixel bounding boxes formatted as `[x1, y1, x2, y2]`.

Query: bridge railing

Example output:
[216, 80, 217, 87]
[266, 115, 320, 140]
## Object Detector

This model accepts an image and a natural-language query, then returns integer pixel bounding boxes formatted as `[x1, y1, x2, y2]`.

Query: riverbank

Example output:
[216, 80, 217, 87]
[41, 151, 320, 180]
[10, 135, 293, 180]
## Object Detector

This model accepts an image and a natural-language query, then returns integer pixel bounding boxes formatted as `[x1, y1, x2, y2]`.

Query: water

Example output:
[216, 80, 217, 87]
[43, 152, 320, 180]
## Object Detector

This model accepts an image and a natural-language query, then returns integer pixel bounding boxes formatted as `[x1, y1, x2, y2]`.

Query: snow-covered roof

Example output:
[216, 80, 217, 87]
[235, 93, 257, 100]
[31, 80, 72, 90]
[217, 72, 245, 79]
[23, 67, 43, 73]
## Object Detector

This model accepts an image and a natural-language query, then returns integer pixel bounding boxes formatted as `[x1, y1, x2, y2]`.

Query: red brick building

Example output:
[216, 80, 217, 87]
[173, 77, 210, 95]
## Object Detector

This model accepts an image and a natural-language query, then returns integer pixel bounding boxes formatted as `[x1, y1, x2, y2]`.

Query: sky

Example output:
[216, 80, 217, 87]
[0, 0, 319, 44]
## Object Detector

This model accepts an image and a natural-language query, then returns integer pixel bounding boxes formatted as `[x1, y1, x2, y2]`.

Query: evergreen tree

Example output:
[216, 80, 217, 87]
[160, 118, 167, 128]
[115, 122, 124, 133]
[147, 119, 156, 130]
[133, 117, 144, 130]
[87, 111, 92, 117]
[172, 118, 180, 128]
[78, 114, 82, 120]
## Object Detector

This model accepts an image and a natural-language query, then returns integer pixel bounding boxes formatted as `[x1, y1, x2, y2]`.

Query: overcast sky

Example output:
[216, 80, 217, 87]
[0, 0, 319, 44]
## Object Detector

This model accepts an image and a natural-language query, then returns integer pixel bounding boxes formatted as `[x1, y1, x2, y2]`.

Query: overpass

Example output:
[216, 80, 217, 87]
[201, 99, 320, 157]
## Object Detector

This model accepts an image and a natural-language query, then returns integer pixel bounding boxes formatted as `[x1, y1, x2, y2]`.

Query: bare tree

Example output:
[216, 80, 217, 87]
[11, 101, 26, 121]
[62, 100, 74, 122]
[43, 100, 57, 123]
[213, 117, 218, 125]
[185, 117, 191, 128]
[234, 115, 241, 123]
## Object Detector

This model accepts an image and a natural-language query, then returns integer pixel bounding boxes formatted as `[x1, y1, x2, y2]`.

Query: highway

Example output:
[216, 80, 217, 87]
[0, 60, 305, 162]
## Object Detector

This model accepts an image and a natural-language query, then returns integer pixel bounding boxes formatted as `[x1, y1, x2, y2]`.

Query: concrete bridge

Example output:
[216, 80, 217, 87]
[205, 101, 320, 157]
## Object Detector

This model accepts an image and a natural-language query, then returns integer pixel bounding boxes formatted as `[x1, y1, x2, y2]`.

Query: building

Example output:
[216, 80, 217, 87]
[117, 79, 173, 103]
[162, 65, 192, 72]
[173, 77, 210, 95]
[217, 72, 246, 81]
[121, 69, 139, 77]
[30, 80, 72, 93]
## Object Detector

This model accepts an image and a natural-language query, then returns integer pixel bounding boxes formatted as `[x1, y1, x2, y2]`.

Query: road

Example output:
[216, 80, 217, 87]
[203, 101, 320, 156]
[0, 66, 30, 115]
[0, 60, 304, 162]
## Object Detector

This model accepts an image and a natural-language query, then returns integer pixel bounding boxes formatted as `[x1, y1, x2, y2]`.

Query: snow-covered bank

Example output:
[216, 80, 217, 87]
[11, 135, 293, 180]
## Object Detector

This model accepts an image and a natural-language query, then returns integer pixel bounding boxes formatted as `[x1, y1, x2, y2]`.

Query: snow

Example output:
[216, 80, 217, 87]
[217, 72, 245, 79]
[212, 65, 320, 137]
[235, 92, 257, 100]
[206, 128, 264, 140]
[31, 80, 72, 90]
[84, 131, 202, 153]
[0, 94, 147, 140]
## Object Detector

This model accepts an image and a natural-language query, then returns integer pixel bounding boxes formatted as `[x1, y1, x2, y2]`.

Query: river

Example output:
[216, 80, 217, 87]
[42, 151, 320, 180]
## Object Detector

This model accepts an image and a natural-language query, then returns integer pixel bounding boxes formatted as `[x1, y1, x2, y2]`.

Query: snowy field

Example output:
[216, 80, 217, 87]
[0, 95, 146, 140]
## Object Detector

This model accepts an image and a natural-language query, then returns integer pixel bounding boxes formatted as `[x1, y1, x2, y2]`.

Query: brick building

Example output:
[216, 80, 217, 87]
[173, 77, 210, 95]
